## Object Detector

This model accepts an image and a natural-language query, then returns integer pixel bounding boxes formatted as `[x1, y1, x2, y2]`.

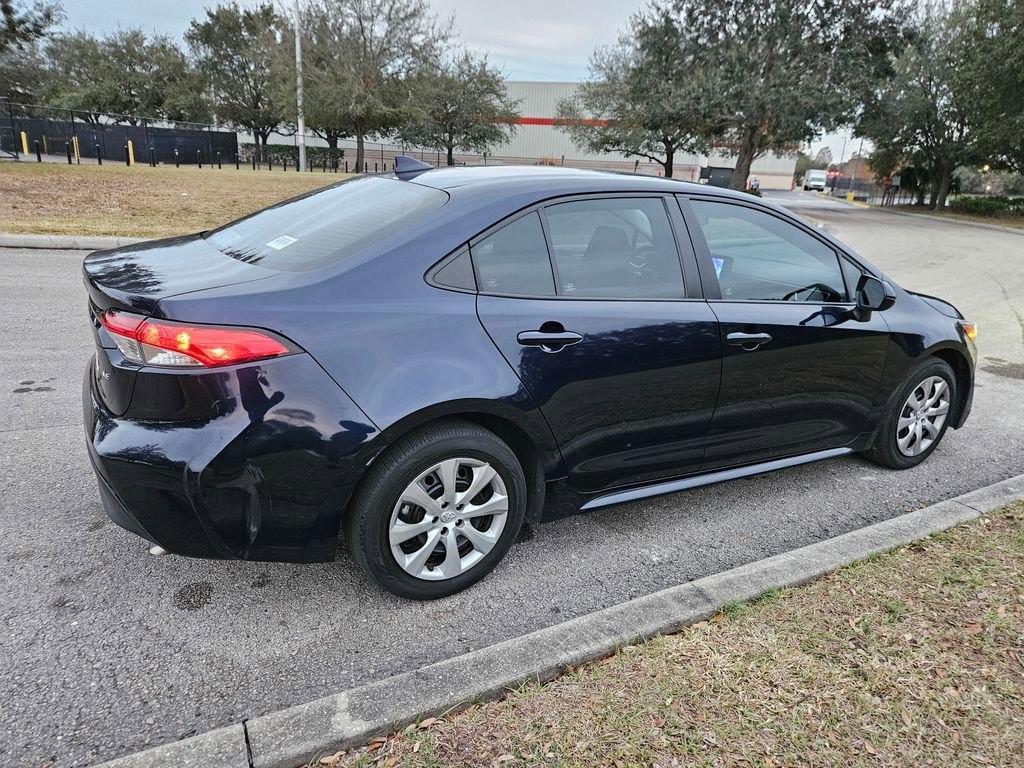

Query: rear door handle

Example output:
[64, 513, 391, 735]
[517, 329, 583, 352]
[726, 331, 773, 350]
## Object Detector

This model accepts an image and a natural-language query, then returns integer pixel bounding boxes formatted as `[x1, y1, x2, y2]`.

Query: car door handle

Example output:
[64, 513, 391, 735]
[726, 331, 773, 350]
[517, 329, 583, 352]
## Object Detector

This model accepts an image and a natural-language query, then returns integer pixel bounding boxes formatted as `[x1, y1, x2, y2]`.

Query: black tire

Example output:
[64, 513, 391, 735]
[863, 358, 957, 470]
[345, 420, 527, 600]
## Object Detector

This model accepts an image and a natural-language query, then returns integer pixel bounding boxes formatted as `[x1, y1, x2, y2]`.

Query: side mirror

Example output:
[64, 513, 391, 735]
[856, 275, 896, 311]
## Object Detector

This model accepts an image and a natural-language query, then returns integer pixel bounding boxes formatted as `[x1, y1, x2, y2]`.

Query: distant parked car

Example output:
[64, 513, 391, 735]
[83, 161, 976, 599]
[804, 169, 828, 191]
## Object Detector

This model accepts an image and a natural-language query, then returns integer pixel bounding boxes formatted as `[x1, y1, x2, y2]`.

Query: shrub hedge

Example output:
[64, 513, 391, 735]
[238, 143, 355, 170]
[948, 195, 1024, 217]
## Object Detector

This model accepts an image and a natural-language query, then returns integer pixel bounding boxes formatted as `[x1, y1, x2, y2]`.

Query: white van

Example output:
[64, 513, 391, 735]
[804, 169, 828, 191]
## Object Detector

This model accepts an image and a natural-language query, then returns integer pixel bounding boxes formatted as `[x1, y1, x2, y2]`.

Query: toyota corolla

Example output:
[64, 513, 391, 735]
[82, 160, 976, 599]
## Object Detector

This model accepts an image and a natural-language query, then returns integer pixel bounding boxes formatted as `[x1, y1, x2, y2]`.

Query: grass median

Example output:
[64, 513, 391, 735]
[0, 161, 350, 238]
[885, 205, 1024, 231]
[326, 503, 1024, 768]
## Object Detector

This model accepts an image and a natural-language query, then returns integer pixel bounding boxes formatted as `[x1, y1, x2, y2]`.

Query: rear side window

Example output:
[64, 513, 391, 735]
[689, 200, 847, 303]
[206, 176, 448, 272]
[543, 198, 684, 299]
[471, 212, 555, 296]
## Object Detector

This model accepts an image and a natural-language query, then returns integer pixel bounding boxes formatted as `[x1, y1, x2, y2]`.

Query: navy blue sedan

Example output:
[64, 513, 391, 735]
[83, 161, 976, 598]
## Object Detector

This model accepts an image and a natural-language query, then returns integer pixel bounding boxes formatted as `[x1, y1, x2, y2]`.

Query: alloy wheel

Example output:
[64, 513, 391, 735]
[388, 457, 509, 581]
[896, 375, 950, 457]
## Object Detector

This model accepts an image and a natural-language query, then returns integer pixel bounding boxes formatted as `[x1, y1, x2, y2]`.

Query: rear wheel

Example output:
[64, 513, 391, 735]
[863, 358, 956, 469]
[346, 421, 527, 599]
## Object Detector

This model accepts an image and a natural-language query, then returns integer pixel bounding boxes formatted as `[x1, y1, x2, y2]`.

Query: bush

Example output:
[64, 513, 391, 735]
[238, 143, 349, 169]
[948, 196, 1024, 217]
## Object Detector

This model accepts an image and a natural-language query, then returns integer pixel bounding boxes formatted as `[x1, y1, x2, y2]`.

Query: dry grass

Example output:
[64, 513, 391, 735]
[0, 162, 351, 238]
[327, 504, 1024, 768]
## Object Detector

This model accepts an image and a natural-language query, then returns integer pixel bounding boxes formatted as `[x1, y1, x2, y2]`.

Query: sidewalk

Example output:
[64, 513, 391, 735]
[0, 232, 144, 250]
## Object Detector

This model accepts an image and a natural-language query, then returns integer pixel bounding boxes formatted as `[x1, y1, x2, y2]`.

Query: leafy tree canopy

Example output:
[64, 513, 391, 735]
[556, 5, 721, 179]
[40, 29, 209, 123]
[187, 2, 287, 154]
[273, 0, 450, 168]
[397, 50, 519, 165]
[1, 0, 59, 54]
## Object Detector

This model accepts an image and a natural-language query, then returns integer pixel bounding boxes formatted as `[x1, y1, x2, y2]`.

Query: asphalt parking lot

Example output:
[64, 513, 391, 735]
[2, 191, 1022, 767]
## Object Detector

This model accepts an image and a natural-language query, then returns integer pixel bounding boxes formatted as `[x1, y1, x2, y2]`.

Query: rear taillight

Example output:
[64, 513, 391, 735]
[99, 310, 293, 368]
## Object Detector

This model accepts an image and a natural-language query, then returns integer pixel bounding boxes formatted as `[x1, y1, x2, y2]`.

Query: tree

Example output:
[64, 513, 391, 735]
[41, 30, 209, 123]
[1, 0, 57, 101]
[397, 51, 519, 166]
[556, 6, 720, 178]
[857, 4, 975, 208]
[0, 38, 45, 101]
[302, 0, 450, 170]
[1, 0, 59, 54]
[270, 0, 355, 153]
[187, 2, 287, 159]
[953, 0, 1024, 172]
[674, 0, 907, 190]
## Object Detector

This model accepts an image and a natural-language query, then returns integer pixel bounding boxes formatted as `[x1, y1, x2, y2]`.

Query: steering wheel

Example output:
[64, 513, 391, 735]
[781, 282, 840, 302]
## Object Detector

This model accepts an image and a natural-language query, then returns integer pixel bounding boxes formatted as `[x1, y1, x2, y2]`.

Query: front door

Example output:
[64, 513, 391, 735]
[679, 196, 889, 468]
[472, 196, 721, 493]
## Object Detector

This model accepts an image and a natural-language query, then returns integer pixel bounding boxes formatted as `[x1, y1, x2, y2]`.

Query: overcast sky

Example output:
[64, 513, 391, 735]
[54, 0, 857, 161]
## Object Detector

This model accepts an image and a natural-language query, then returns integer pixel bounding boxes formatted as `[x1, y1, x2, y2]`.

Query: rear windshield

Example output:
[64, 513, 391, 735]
[205, 175, 448, 271]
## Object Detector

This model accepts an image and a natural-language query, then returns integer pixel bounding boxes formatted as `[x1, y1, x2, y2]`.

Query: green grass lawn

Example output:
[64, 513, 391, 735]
[0, 161, 351, 238]
[326, 503, 1024, 768]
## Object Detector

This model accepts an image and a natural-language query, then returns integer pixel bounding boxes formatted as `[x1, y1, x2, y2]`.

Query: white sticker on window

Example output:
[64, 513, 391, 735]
[266, 235, 298, 250]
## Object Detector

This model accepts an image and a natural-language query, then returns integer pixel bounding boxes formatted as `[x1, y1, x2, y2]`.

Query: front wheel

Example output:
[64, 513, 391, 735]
[863, 359, 956, 469]
[345, 420, 527, 599]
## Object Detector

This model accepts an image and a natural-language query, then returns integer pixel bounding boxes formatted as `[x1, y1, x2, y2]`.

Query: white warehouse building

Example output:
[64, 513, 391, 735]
[482, 81, 797, 190]
[261, 80, 796, 187]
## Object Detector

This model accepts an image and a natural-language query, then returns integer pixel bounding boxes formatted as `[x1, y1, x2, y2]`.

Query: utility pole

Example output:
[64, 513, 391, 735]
[294, 0, 306, 172]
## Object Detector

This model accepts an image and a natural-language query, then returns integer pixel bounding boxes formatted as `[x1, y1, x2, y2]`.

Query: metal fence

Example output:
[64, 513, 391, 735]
[0, 98, 678, 176]
[825, 177, 921, 206]
[1, 100, 238, 165]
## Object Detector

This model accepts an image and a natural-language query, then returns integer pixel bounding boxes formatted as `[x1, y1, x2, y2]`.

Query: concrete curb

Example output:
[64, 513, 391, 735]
[865, 206, 1024, 236]
[0, 232, 146, 250]
[93, 473, 1024, 768]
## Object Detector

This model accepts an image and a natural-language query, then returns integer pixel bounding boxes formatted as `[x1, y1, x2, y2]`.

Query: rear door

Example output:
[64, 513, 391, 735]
[474, 194, 721, 494]
[678, 195, 889, 468]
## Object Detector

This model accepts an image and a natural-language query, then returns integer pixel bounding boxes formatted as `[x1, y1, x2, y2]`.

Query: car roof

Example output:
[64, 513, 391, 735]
[407, 164, 756, 202]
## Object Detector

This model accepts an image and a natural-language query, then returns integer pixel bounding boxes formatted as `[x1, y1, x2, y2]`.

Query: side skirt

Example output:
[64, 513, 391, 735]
[579, 447, 854, 511]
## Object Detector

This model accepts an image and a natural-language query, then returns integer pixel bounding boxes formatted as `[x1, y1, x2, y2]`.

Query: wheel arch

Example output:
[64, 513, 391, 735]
[349, 400, 562, 528]
[926, 345, 973, 428]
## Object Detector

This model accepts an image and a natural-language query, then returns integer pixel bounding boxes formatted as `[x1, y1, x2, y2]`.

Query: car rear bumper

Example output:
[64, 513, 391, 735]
[83, 353, 379, 563]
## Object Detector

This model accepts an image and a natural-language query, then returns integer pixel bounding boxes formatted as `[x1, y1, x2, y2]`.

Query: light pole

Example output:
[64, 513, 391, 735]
[294, 0, 306, 172]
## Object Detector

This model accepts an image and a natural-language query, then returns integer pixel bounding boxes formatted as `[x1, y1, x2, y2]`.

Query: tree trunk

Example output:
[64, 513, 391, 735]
[926, 166, 942, 209]
[729, 128, 758, 190]
[355, 131, 365, 171]
[326, 134, 338, 151]
[662, 143, 674, 179]
[934, 162, 953, 209]
[446, 144, 454, 166]
[256, 131, 270, 162]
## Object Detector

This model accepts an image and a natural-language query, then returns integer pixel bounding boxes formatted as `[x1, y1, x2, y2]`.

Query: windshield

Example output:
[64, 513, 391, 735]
[206, 175, 449, 272]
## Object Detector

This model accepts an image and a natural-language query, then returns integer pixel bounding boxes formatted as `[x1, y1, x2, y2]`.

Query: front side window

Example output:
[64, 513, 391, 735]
[471, 212, 555, 296]
[543, 198, 685, 299]
[690, 200, 847, 303]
